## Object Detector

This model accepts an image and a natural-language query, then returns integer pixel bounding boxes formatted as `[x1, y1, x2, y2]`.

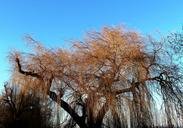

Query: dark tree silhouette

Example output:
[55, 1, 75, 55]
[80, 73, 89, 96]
[0, 83, 53, 128]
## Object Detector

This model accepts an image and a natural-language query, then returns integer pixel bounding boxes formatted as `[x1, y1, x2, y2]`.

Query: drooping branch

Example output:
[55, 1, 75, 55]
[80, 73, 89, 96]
[95, 102, 109, 127]
[15, 57, 88, 128]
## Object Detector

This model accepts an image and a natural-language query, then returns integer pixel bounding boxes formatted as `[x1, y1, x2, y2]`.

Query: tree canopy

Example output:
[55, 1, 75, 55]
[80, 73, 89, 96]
[5, 27, 183, 128]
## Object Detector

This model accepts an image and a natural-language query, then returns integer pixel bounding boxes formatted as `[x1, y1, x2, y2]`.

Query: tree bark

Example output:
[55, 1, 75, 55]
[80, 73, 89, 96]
[49, 91, 87, 128]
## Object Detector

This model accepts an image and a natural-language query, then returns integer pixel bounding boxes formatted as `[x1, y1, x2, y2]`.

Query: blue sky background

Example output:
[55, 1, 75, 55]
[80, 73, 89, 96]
[0, 0, 183, 88]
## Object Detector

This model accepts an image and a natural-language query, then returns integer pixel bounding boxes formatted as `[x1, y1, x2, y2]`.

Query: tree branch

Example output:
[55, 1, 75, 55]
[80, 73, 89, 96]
[115, 86, 133, 95]
[49, 91, 87, 128]
[15, 57, 42, 79]
[114, 77, 159, 95]
[15, 57, 88, 128]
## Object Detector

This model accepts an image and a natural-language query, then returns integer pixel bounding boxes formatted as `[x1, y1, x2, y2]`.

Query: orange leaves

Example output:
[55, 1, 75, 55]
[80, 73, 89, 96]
[10, 26, 150, 99]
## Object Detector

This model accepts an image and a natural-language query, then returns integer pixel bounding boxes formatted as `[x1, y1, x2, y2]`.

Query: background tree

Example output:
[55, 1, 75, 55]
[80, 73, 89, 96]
[0, 81, 53, 128]
[9, 26, 183, 128]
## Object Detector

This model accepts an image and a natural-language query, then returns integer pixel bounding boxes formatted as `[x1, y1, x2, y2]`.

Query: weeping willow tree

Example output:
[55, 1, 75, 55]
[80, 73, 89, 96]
[8, 26, 183, 128]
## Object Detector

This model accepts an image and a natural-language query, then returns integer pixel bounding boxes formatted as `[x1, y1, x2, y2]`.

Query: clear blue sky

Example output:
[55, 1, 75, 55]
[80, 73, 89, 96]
[0, 0, 183, 88]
